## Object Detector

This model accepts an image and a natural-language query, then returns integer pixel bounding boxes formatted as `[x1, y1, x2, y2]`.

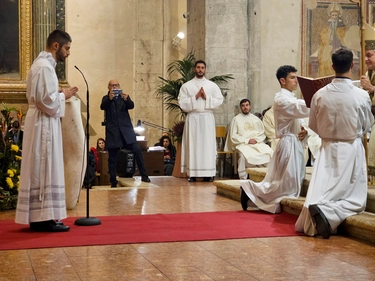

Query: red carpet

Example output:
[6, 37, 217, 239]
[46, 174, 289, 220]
[0, 211, 302, 250]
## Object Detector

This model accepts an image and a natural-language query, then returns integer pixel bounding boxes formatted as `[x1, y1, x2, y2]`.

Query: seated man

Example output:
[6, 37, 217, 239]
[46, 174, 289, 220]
[262, 106, 279, 151]
[225, 98, 274, 180]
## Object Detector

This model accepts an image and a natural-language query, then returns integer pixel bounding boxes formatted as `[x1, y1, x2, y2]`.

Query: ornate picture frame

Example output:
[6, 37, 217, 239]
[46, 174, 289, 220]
[0, 0, 32, 103]
[301, 0, 361, 79]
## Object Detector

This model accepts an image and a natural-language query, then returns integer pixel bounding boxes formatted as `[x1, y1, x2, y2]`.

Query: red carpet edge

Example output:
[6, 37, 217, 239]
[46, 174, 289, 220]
[0, 211, 302, 250]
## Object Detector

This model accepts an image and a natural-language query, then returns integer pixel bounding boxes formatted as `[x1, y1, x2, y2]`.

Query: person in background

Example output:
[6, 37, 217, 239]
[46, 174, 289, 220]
[178, 60, 223, 182]
[100, 79, 150, 187]
[225, 98, 274, 180]
[158, 135, 176, 176]
[9, 120, 23, 149]
[15, 29, 78, 232]
[91, 138, 106, 173]
[295, 48, 373, 239]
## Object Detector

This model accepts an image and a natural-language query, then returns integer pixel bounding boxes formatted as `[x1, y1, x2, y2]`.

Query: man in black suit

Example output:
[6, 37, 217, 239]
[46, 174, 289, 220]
[100, 79, 150, 187]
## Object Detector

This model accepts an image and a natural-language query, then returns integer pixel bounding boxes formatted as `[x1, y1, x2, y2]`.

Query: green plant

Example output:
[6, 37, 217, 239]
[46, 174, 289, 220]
[0, 103, 22, 210]
[155, 52, 234, 119]
[171, 120, 185, 143]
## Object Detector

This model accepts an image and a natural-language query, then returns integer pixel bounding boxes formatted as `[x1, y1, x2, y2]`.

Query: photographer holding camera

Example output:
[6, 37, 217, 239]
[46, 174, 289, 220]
[100, 79, 150, 187]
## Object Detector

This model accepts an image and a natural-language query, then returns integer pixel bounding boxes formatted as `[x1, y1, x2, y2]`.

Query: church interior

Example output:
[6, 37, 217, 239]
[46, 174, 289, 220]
[1, 0, 375, 280]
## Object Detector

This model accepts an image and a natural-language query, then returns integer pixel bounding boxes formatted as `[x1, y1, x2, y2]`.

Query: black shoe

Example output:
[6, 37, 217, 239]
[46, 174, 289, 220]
[203, 177, 214, 182]
[308, 204, 331, 239]
[30, 220, 70, 232]
[141, 175, 151, 182]
[240, 187, 250, 211]
[188, 177, 196, 182]
[111, 183, 117, 188]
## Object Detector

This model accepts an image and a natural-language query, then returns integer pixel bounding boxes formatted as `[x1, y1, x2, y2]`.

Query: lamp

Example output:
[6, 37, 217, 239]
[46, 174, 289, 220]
[136, 119, 174, 141]
[172, 32, 185, 47]
[134, 119, 145, 133]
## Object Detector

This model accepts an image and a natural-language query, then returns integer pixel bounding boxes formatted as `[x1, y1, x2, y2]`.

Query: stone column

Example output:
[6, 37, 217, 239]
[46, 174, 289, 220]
[187, 0, 249, 126]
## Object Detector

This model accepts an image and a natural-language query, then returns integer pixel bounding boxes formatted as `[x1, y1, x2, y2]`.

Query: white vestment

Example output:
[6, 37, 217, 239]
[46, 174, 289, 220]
[179, 77, 223, 177]
[262, 106, 279, 151]
[295, 78, 373, 235]
[225, 113, 274, 179]
[15, 52, 67, 224]
[241, 88, 310, 213]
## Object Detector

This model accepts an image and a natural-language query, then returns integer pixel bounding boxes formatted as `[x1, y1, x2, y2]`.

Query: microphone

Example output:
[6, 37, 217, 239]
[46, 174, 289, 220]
[74, 65, 89, 90]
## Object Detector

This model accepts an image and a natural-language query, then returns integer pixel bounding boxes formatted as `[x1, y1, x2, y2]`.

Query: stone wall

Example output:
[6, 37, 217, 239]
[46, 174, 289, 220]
[65, 0, 187, 146]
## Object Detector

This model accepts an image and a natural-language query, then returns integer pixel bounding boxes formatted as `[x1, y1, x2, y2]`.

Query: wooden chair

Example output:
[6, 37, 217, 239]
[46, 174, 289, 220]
[216, 126, 234, 177]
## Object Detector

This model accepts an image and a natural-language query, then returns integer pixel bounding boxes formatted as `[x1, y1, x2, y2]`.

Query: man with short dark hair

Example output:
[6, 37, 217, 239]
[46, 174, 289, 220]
[225, 98, 274, 180]
[178, 60, 223, 182]
[15, 30, 78, 232]
[240, 65, 310, 213]
[296, 48, 374, 239]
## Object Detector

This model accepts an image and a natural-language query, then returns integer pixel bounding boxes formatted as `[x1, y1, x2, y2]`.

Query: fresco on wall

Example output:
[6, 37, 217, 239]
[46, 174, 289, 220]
[0, 0, 19, 79]
[302, 1, 361, 79]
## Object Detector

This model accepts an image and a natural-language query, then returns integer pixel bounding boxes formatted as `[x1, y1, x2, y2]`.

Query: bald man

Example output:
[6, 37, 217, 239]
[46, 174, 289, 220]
[100, 79, 150, 186]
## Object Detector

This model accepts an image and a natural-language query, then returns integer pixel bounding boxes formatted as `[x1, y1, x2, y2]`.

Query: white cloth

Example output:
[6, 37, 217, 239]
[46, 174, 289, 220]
[179, 77, 223, 177]
[225, 113, 274, 179]
[15, 51, 67, 224]
[241, 88, 310, 213]
[262, 106, 279, 151]
[295, 78, 374, 236]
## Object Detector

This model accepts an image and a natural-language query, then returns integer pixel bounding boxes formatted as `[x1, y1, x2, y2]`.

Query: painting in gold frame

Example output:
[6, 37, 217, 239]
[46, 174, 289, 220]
[0, 0, 32, 103]
[301, 0, 361, 79]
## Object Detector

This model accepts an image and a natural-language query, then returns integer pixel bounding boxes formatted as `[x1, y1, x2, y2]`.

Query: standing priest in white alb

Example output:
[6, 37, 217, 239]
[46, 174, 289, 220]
[295, 48, 373, 239]
[225, 98, 274, 180]
[240, 65, 310, 213]
[178, 60, 223, 182]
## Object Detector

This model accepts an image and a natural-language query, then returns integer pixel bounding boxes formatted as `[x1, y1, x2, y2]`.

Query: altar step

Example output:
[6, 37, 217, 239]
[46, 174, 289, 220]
[214, 167, 375, 245]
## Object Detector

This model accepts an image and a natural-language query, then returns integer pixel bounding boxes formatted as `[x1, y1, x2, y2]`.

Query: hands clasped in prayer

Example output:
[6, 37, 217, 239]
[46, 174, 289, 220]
[195, 87, 206, 100]
[62, 86, 78, 100]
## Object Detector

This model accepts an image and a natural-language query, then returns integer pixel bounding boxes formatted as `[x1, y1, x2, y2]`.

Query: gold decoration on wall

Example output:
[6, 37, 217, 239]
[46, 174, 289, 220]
[0, 0, 32, 103]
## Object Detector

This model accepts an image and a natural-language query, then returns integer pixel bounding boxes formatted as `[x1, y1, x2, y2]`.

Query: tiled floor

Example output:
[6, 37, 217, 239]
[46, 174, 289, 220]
[1, 176, 375, 281]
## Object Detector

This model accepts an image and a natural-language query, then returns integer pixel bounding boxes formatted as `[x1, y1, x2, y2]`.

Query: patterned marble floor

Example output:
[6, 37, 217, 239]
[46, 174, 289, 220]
[0, 176, 375, 281]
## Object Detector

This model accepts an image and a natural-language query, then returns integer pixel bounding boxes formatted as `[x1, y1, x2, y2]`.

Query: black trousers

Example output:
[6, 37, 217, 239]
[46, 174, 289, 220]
[107, 142, 147, 184]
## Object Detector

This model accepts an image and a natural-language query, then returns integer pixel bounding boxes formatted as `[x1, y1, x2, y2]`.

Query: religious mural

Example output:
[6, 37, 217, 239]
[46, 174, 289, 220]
[302, 0, 361, 79]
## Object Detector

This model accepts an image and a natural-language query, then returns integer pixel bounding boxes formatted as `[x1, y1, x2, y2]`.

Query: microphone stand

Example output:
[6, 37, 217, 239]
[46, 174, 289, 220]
[74, 65, 101, 226]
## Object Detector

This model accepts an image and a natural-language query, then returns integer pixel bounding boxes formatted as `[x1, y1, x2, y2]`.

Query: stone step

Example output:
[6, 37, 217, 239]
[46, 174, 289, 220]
[214, 168, 375, 245]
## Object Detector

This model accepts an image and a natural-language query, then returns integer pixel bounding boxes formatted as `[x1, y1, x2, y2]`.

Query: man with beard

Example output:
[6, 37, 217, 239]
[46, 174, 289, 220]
[178, 60, 223, 182]
[240, 65, 310, 213]
[15, 30, 78, 232]
[225, 99, 274, 180]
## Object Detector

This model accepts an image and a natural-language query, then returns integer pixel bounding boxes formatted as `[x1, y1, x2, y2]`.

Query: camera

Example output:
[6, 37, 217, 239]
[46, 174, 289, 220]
[113, 89, 122, 97]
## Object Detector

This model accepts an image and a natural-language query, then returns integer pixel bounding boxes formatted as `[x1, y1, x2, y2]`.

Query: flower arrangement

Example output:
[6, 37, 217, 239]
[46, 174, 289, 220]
[172, 120, 185, 143]
[0, 103, 22, 210]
